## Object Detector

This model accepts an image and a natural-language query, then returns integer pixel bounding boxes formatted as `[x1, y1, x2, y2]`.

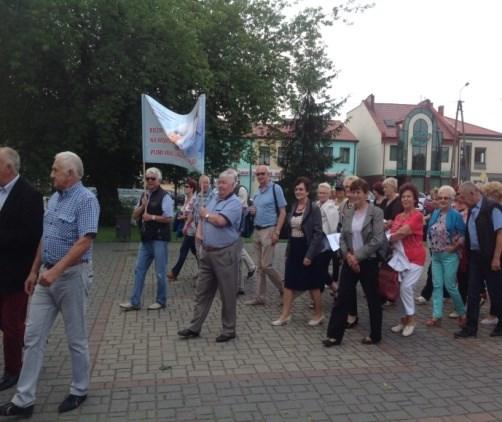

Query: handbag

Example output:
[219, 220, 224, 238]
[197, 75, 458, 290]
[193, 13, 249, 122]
[378, 263, 399, 301]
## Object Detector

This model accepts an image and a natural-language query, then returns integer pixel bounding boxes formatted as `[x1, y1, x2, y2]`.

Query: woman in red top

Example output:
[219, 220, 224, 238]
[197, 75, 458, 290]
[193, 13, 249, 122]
[389, 183, 426, 337]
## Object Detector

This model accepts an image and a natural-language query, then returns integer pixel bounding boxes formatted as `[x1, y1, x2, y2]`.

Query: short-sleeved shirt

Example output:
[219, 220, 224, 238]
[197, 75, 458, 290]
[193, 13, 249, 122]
[468, 198, 502, 250]
[253, 182, 286, 227]
[135, 191, 174, 218]
[42, 182, 100, 265]
[391, 210, 425, 266]
[202, 192, 242, 248]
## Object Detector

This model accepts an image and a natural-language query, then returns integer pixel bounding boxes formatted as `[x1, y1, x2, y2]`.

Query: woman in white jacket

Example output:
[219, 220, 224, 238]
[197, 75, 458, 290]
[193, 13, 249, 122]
[314, 183, 339, 307]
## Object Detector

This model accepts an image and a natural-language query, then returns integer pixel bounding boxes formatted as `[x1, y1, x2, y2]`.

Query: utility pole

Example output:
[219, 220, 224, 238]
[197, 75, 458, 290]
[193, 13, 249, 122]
[452, 82, 469, 186]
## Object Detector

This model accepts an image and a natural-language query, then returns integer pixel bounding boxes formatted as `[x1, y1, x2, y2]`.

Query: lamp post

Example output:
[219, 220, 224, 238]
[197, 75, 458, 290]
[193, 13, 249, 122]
[452, 82, 469, 186]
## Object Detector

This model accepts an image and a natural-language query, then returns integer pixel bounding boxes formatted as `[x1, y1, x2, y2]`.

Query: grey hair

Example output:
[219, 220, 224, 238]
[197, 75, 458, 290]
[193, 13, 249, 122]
[343, 175, 359, 187]
[0, 147, 20, 174]
[145, 167, 162, 180]
[219, 169, 237, 187]
[318, 182, 331, 191]
[459, 181, 480, 195]
[55, 151, 84, 179]
[438, 185, 456, 199]
[225, 168, 239, 184]
[382, 177, 398, 190]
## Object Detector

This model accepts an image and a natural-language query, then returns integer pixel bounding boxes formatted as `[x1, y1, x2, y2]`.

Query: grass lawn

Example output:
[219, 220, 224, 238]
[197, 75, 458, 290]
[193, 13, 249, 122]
[95, 226, 272, 243]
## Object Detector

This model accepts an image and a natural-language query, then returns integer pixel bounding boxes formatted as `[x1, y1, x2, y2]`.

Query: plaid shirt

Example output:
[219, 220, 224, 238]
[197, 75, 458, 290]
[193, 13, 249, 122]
[42, 182, 100, 265]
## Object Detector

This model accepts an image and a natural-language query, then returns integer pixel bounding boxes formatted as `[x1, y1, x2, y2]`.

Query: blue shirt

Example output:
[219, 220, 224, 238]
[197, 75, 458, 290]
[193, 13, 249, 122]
[202, 192, 242, 248]
[468, 197, 502, 250]
[0, 174, 19, 211]
[42, 182, 100, 265]
[253, 182, 287, 227]
[135, 190, 174, 217]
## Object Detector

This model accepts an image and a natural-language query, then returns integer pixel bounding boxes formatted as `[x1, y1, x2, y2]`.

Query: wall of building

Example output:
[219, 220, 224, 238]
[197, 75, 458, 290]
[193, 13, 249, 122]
[346, 104, 383, 177]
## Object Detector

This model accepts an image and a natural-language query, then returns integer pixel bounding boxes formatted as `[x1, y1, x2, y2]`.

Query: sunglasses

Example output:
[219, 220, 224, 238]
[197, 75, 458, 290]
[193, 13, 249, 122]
[255, 172, 266, 176]
[145, 177, 157, 181]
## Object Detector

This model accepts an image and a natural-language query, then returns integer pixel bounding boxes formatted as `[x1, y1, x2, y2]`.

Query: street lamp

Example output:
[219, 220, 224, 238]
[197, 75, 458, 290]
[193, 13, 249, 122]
[453, 82, 470, 186]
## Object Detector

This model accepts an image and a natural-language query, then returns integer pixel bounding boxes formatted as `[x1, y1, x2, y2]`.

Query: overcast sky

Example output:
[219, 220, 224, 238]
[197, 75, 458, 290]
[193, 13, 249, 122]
[302, 0, 502, 131]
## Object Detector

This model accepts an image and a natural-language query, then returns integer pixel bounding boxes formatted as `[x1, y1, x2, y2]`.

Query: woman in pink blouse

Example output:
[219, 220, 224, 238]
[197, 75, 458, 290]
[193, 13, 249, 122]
[389, 183, 426, 337]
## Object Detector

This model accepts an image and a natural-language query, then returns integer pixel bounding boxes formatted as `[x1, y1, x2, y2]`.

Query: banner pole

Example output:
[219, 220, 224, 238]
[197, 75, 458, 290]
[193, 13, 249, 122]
[141, 94, 147, 191]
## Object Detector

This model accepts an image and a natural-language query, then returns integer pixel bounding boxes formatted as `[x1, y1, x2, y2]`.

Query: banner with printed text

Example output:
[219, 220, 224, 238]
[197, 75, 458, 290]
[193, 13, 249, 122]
[142, 94, 205, 173]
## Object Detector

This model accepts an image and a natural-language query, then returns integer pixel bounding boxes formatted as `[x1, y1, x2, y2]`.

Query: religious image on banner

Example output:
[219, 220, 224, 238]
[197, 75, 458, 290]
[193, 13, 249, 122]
[142, 94, 205, 173]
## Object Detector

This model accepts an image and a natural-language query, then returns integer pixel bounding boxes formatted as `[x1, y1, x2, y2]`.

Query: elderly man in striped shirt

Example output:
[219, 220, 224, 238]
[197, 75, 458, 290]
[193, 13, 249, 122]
[0, 151, 100, 418]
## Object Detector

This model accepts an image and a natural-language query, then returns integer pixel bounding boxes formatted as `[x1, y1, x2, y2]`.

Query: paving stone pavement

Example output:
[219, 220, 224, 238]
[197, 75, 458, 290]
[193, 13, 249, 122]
[1, 241, 502, 421]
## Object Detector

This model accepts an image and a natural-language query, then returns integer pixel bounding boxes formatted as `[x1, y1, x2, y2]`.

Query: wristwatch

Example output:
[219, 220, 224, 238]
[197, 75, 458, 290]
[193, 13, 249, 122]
[205, 213, 210, 220]
[152, 215, 156, 221]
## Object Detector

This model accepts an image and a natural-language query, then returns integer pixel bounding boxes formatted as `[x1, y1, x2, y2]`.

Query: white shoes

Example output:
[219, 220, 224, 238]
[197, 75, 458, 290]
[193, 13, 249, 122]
[402, 324, 416, 337]
[308, 316, 325, 326]
[147, 302, 165, 310]
[415, 296, 427, 305]
[481, 317, 499, 325]
[271, 316, 291, 326]
[391, 323, 404, 333]
[449, 311, 459, 318]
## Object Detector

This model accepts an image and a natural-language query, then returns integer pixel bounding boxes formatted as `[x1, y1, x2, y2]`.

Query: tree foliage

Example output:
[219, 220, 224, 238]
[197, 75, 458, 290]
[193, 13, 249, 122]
[0, 0, 366, 222]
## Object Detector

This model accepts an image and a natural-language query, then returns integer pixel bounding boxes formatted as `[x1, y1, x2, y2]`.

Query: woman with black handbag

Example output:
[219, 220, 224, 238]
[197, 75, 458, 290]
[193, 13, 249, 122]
[323, 178, 385, 346]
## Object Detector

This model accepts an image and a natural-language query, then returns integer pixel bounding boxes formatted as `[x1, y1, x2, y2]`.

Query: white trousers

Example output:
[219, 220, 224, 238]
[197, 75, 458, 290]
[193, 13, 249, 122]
[397, 263, 423, 316]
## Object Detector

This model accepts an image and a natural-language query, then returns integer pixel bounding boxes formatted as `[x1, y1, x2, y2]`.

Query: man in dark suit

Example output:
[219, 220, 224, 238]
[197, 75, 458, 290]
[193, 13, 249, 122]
[0, 147, 43, 391]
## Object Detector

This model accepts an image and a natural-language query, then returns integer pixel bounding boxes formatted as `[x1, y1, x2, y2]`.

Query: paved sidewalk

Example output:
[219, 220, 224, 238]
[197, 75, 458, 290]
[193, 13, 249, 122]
[1, 242, 502, 421]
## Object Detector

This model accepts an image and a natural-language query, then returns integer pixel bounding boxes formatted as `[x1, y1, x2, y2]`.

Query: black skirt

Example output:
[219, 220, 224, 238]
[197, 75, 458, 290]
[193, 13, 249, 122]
[284, 237, 330, 291]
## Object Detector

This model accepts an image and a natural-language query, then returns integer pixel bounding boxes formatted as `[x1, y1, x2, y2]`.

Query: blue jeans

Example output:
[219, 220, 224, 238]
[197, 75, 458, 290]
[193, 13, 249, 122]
[431, 251, 464, 319]
[130, 240, 168, 306]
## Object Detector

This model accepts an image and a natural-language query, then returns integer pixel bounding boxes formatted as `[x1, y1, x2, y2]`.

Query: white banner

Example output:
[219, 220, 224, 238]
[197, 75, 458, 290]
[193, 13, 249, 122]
[142, 94, 205, 173]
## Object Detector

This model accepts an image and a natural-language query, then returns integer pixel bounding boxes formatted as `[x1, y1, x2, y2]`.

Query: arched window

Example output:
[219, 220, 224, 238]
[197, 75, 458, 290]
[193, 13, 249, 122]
[411, 118, 428, 170]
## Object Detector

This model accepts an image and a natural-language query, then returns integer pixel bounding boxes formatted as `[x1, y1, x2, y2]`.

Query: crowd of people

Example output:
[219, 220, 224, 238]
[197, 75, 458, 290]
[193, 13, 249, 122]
[1, 145, 501, 417]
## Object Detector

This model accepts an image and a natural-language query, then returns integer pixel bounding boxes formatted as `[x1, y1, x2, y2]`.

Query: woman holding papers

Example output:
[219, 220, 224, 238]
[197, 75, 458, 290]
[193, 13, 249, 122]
[271, 177, 331, 327]
[388, 183, 426, 337]
[323, 178, 385, 346]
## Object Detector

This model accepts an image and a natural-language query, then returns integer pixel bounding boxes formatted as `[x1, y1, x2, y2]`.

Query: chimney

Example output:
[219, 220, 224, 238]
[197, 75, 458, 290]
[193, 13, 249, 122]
[366, 94, 375, 111]
[438, 105, 444, 116]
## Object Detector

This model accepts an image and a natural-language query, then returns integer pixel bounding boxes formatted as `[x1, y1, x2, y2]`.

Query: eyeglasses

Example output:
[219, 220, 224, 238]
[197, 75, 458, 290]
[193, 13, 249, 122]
[437, 196, 451, 200]
[145, 177, 156, 181]
[255, 172, 266, 176]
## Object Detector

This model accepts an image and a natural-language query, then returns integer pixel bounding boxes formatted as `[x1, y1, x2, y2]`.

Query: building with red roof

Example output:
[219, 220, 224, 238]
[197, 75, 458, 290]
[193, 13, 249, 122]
[346, 94, 502, 192]
[236, 120, 358, 194]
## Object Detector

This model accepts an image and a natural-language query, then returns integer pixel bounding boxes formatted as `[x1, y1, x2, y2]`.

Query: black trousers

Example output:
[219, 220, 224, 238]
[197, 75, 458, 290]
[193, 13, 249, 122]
[172, 235, 197, 277]
[327, 259, 382, 343]
[466, 252, 502, 332]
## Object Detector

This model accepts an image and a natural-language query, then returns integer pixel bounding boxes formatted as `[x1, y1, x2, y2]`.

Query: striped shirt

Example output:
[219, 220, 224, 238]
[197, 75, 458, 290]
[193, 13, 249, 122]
[42, 182, 100, 265]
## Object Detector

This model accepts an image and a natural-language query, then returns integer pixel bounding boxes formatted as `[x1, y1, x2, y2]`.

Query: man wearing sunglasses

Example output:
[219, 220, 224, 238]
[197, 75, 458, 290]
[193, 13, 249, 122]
[244, 165, 286, 305]
[120, 168, 173, 311]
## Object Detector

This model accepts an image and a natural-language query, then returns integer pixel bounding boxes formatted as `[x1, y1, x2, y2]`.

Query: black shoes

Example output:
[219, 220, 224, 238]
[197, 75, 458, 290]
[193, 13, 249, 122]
[177, 328, 200, 338]
[0, 401, 34, 418]
[58, 394, 87, 413]
[215, 333, 236, 343]
[361, 337, 380, 345]
[322, 338, 341, 347]
[0, 373, 19, 391]
[454, 328, 477, 339]
[490, 327, 502, 337]
[247, 268, 256, 279]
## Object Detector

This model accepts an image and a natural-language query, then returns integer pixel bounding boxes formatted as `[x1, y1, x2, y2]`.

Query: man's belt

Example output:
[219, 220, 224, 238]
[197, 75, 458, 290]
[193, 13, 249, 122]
[254, 225, 274, 230]
[44, 260, 89, 269]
